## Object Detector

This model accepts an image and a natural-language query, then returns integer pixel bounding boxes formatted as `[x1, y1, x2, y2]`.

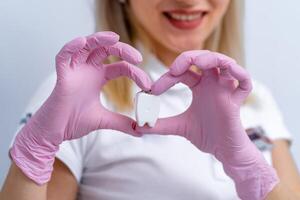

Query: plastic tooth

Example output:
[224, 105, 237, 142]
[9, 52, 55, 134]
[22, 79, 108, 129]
[138, 121, 145, 127]
[147, 121, 156, 128]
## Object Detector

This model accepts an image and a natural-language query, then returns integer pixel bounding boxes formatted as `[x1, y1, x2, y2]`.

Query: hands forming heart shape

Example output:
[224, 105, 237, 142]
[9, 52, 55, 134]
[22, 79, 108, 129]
[11, 32, 279, 200]
[47, 31, 253, 157]
[12, 31, 252, 179]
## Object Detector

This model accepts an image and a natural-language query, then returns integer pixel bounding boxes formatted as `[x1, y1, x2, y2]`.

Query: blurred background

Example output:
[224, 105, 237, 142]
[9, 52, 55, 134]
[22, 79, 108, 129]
[0, 0, 299, 187]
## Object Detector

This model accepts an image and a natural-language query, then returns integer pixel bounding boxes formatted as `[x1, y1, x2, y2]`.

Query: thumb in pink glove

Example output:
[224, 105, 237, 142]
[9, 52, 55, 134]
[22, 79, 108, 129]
[137, 50, 279, 200]
[10, 32, 152, 185]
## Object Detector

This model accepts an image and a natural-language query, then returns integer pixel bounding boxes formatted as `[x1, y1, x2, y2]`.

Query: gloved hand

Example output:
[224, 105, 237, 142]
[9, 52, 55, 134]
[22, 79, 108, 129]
[10, 32, 152, 185]
[137, 50, 279, 200]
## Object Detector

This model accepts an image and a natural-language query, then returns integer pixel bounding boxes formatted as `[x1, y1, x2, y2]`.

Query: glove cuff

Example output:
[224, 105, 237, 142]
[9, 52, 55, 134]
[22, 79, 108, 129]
[233, 162, 279, 200]
[9, 126, 59, 185]
[221, 152, 279, 200]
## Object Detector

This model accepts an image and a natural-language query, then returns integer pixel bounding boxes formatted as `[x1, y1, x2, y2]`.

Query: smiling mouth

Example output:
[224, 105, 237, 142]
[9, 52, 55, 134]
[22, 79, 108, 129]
[163, 10, 208, 30]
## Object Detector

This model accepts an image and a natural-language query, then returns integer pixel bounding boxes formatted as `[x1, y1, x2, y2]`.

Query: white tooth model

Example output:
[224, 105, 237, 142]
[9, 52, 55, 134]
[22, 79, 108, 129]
[135, 91, 160, 127]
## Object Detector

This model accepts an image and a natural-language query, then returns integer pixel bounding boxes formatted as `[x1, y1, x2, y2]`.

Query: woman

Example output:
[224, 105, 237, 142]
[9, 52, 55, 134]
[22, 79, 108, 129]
[1, 0, 300, 199]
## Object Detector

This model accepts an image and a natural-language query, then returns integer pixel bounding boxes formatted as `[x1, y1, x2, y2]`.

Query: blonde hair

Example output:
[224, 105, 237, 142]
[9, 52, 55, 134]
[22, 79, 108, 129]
[96, 0, 247, 111]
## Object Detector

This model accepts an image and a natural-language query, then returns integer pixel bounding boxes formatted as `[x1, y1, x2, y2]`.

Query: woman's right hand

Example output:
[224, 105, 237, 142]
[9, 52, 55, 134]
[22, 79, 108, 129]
[10, 32, 152, 185]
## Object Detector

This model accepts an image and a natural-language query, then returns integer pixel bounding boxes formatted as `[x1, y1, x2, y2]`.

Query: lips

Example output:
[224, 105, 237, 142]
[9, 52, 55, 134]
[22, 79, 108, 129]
[163, 10, 207, 30]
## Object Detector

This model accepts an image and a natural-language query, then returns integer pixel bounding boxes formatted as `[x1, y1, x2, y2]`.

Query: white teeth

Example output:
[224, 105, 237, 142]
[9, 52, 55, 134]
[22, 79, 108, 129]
[169, 13, 201, 21]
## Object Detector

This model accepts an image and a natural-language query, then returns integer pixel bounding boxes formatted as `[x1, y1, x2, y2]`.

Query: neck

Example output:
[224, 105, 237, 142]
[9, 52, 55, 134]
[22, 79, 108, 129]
[152, 42, 179, 67]
[149, 39, 204, 68]
[146, 38, 179, 67]
[149, 40, 204, 74]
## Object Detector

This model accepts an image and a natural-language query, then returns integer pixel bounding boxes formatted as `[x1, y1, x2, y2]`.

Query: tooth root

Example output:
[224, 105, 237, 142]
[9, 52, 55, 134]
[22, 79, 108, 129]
[138, 121, 145, 127]
[147, 121, 156, 128]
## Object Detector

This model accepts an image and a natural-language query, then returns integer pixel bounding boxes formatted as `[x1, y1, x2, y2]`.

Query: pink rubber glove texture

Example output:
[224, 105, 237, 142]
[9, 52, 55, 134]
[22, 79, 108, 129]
[137, 50, 279, 200]
[10, 32, 152, 185]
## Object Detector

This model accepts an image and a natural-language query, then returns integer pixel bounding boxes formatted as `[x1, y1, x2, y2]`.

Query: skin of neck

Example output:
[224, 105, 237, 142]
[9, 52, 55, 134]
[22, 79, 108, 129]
[148, 35, 204, 67]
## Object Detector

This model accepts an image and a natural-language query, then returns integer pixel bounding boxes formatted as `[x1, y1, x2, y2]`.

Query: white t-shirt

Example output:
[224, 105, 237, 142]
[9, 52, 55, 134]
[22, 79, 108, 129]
[12, 55, 292, 200]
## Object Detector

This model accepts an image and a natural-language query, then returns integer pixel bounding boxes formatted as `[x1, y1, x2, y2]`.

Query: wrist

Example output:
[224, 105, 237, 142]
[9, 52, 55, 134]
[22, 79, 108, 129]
[10, 125, 59, 185]
[216, 145, 279, 200]
[232, 161, 279, 200]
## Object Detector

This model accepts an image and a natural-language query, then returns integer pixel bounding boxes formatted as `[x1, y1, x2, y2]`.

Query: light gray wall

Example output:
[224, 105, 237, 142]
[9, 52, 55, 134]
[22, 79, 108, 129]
[245, 0, 300, 168]
[0, 0, 299, 187]
[0, 0, 95, 186]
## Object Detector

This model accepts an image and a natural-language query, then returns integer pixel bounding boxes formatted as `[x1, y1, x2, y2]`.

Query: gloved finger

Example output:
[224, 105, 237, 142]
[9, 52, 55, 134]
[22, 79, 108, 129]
[169, 50, 212, 76]
[201, 67, 219, 79]
[150, 70, 201, 95]
[86, 42, 143, 66]
[218, 67, 236, 90]
[170, 50, 252, 101]
[72, 32, 120, 64]
[135, 112, 188, 136]
[55, 37, 86, 68]
[103, 61, 152, 92]
[170, 51, 232, 79]
[219, 67, 233, 79]
[86, 31, 120, 49]
[107, 42, 143, 64]
[230, 63, 252, 101]
[99, 108, 142, 137]
[214, 53, 252, 100]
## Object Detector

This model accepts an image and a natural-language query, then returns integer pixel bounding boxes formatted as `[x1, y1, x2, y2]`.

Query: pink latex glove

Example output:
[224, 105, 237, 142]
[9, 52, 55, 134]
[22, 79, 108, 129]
[10, 32, 152, 185]
[137, 50, 279, 200]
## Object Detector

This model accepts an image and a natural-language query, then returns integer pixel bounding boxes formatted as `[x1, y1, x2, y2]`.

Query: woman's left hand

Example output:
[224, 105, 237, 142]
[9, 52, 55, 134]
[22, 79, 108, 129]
[137, 50, 279, 200]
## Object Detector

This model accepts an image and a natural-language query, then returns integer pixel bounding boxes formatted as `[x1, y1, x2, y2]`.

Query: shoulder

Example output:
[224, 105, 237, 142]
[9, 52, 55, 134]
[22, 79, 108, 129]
[245, 79, 280, 111]
[252, 79, 269, 94]
[242, 79, 292, 141]
[252, 79, 274, 99]
[251, 79, 274, 103]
